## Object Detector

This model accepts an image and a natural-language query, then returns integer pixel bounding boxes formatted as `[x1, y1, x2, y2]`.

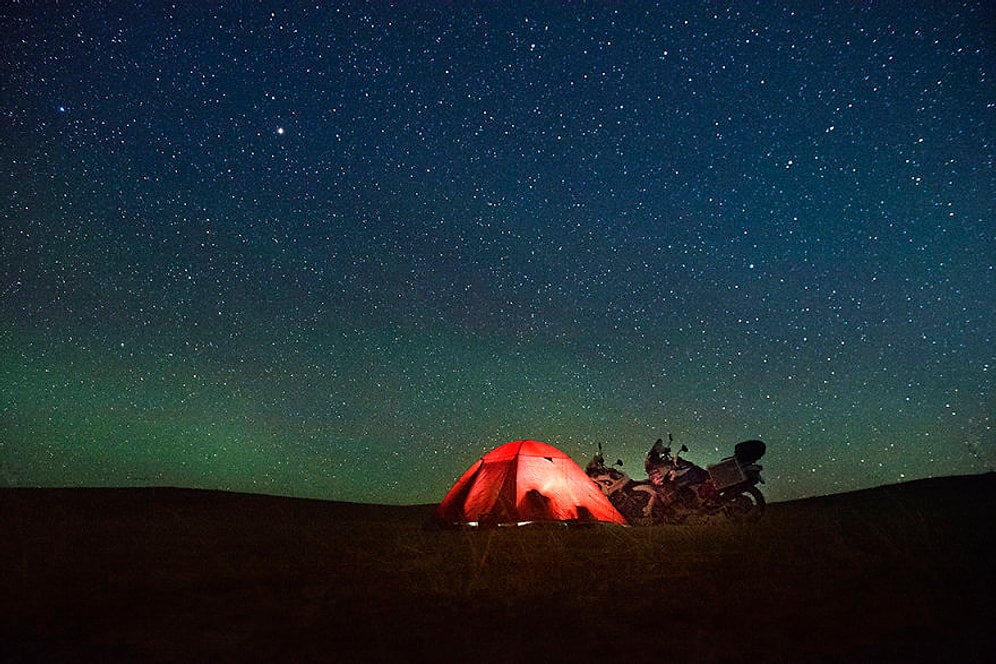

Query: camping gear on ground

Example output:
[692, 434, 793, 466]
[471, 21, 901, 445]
[434, 440, 627, 527]
[587, 436, 766, 525]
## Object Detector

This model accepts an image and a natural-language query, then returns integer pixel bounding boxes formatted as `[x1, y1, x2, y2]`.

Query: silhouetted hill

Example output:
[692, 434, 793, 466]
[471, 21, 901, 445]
[2, 473, 993, 663]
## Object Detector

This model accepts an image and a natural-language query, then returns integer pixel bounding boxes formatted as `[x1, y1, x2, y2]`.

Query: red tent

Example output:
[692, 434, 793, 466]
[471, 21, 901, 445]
[435, 440, 627, 526]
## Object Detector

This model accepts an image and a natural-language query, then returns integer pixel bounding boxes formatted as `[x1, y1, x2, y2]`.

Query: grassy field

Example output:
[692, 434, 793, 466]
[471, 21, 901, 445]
[2, 473, 993, 663]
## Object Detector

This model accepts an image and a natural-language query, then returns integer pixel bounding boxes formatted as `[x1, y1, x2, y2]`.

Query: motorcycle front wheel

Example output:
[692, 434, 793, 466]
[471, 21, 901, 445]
[722, 485, 765, 523]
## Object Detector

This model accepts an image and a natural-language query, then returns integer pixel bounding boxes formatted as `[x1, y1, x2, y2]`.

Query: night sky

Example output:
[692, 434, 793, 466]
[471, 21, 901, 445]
[2, 3, 993, 505]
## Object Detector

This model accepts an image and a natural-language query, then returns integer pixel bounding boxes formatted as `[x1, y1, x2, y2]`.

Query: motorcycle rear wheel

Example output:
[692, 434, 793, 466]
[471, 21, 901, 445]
[722, 485, 765, 523]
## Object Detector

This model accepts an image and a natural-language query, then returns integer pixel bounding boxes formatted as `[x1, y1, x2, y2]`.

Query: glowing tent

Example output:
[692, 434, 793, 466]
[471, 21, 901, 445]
[434, 440, 627, 526]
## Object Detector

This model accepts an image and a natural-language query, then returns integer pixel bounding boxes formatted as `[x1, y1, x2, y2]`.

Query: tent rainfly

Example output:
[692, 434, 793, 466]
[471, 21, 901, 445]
[434, 440, 627, 526]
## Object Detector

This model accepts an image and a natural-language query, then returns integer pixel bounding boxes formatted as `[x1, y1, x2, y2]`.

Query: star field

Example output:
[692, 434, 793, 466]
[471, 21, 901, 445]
[1, 3, 993, 503]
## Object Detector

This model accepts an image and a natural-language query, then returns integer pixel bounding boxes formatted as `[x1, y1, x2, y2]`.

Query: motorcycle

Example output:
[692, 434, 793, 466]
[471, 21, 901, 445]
[586, 435, 767, 525]
[584, 445, 661, 526]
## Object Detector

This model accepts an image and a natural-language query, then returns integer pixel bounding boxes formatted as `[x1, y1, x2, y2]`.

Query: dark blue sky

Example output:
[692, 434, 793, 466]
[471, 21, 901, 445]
[2, 2, 993, 503]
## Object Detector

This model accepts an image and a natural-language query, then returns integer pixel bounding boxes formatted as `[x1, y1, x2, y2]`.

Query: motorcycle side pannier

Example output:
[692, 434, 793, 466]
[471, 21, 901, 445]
[707, 457, 746, 490]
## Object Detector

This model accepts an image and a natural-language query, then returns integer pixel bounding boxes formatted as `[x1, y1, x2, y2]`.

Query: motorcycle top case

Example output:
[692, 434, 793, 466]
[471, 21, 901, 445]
[707, 457, 746, 490]
[734, 439, 766, 465]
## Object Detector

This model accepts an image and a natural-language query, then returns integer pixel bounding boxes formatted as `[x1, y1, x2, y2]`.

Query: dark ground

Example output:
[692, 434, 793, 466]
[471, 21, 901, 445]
[2, 473, 994, 663]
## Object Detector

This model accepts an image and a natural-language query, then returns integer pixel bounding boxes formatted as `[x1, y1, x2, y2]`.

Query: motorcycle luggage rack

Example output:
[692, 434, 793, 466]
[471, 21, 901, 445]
[707, 457, 746, 490]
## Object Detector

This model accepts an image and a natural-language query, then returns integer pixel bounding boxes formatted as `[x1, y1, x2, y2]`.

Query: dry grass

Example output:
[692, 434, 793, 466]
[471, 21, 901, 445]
[2, 474, 994, 663]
